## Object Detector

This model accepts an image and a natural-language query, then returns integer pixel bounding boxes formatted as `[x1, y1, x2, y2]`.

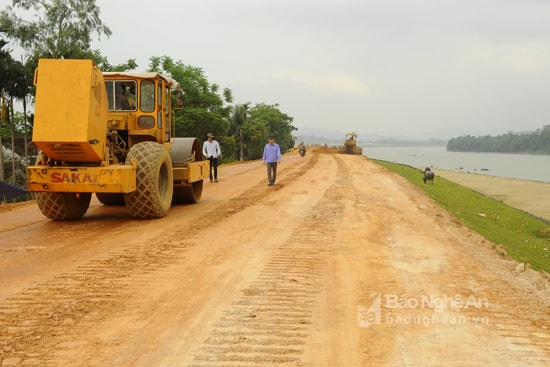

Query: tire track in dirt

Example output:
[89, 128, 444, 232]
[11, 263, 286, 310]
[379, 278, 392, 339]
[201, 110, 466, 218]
[186, 154, 349, 366]
[0, 156, 318, 366]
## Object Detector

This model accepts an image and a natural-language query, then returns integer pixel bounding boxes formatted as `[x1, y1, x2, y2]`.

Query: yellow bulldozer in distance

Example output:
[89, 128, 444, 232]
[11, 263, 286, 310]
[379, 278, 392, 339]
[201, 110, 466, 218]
[27, 59, 209, 220]
[337, 132, 363, 155]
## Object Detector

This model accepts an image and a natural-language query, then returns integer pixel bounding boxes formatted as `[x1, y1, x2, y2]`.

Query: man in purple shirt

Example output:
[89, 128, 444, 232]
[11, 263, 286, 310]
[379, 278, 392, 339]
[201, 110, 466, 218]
[262, 135, 282, 186]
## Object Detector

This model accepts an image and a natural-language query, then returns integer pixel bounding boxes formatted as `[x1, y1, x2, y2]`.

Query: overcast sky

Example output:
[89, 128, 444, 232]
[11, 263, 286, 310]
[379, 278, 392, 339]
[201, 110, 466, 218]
[4, 0, 550, 139]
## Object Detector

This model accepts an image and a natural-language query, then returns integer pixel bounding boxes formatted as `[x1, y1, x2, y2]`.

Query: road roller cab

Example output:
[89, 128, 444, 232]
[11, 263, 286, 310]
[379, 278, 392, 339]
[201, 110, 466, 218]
[27, 59, 209, 220]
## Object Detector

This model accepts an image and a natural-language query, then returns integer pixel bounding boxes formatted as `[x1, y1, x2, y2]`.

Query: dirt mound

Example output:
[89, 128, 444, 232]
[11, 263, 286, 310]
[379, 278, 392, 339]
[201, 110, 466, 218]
[310, 145, 338, 154]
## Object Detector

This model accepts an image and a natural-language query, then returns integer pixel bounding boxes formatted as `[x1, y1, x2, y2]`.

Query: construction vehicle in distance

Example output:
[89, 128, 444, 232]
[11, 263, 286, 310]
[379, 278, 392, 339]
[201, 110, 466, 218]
[27, 59, 209, 220]
[337, 132, 363, 155]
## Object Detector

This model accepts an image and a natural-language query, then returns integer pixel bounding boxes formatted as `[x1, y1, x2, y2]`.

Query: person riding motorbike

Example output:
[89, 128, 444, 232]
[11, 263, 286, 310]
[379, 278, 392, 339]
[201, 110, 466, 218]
[298, 142, 306, 157]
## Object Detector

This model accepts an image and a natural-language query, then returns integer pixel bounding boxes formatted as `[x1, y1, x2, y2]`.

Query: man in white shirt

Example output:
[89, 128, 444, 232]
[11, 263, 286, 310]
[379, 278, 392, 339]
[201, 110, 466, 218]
[202, 133, 222, 183]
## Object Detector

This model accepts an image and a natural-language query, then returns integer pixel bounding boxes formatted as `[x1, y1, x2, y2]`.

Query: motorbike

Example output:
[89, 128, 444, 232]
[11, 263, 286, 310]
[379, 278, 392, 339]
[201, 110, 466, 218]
[299, 149, 306, 157]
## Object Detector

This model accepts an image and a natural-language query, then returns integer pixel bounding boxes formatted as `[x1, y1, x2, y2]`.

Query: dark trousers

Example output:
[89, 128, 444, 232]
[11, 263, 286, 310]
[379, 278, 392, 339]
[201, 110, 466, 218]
[208, 157, 218, 180]
[266, 162, 278, 184]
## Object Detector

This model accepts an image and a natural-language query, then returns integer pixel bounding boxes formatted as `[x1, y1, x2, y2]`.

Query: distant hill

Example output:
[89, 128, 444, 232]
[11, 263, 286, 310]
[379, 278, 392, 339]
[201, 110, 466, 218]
[293, 126, 447, 147]
[294, 127, 347, 141]
[293, 125, 488, 145]
[293, 126, 373, 146]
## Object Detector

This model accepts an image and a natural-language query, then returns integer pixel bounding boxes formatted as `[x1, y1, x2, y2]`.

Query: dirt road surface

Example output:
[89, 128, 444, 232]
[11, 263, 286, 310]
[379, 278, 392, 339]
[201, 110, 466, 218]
[1, 149, 549, 366]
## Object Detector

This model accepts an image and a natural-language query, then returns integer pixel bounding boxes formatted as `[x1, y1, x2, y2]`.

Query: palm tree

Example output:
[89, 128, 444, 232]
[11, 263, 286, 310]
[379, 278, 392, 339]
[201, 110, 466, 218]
[0, 36, 32, 186]
[228, 103, 250, 161]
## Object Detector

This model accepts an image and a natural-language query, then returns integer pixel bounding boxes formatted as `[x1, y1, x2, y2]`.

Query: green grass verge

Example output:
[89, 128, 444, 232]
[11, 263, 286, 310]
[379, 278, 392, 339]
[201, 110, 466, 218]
[373, 159, 550, 273]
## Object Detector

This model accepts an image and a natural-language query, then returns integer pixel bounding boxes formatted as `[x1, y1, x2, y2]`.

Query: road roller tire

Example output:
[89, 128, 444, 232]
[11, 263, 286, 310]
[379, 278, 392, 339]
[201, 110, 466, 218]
[170, 137, 204, 205]
[172, 180, 203, 204]
[36, 192, 92, 220]
[124, 142, 173, 219]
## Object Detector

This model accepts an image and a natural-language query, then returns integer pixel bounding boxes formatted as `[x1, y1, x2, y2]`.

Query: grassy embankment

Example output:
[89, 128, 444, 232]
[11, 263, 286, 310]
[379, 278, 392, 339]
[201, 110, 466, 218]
[373, 159, 550, 273]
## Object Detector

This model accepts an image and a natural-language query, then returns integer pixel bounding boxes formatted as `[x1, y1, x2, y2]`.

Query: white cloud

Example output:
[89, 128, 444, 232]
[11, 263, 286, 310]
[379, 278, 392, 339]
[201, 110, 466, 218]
[263, 70, 369, 96]
[475, 42, 550, 74]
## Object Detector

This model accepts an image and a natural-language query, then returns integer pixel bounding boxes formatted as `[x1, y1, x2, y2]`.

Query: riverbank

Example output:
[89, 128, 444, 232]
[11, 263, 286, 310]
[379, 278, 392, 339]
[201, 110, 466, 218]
[362, 146, 550, 183]
[434, 168, 550, 222]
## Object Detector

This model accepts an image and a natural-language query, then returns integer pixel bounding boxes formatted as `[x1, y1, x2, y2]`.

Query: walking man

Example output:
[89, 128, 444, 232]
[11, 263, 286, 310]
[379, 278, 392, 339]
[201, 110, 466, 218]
[202, 133, 221, 182]
[262, 135, 282, 186]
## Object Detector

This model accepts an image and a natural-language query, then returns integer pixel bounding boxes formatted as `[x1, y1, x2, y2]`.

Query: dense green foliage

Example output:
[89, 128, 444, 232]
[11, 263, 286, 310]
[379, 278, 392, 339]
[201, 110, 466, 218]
[246, 103, 296, 159]
[373, 159, 550, 273]
[447, 126, 550, 154]
[144, 56, 297, 161]
[2, 111, 28, 137]
[1, 31, 34, 189]
[225, 102, 296, 160]
[0, 39, 29, 101]
[0, 0, 111, 59]
[147, 55, 234, 141]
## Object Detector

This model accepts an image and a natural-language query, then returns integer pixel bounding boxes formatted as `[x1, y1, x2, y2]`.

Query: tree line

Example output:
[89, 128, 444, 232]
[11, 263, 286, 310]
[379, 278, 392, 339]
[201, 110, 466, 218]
[0, 0, 297, 191]
[447, 125, 550, 154]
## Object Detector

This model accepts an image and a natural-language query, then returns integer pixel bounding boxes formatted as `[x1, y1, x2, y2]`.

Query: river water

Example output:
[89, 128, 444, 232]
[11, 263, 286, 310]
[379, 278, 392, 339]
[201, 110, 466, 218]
[362, 145, 550, 183]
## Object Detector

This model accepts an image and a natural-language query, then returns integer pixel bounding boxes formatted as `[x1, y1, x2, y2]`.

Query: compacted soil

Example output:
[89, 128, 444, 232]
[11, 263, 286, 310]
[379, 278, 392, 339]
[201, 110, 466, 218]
[1, 148, 549, 366]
